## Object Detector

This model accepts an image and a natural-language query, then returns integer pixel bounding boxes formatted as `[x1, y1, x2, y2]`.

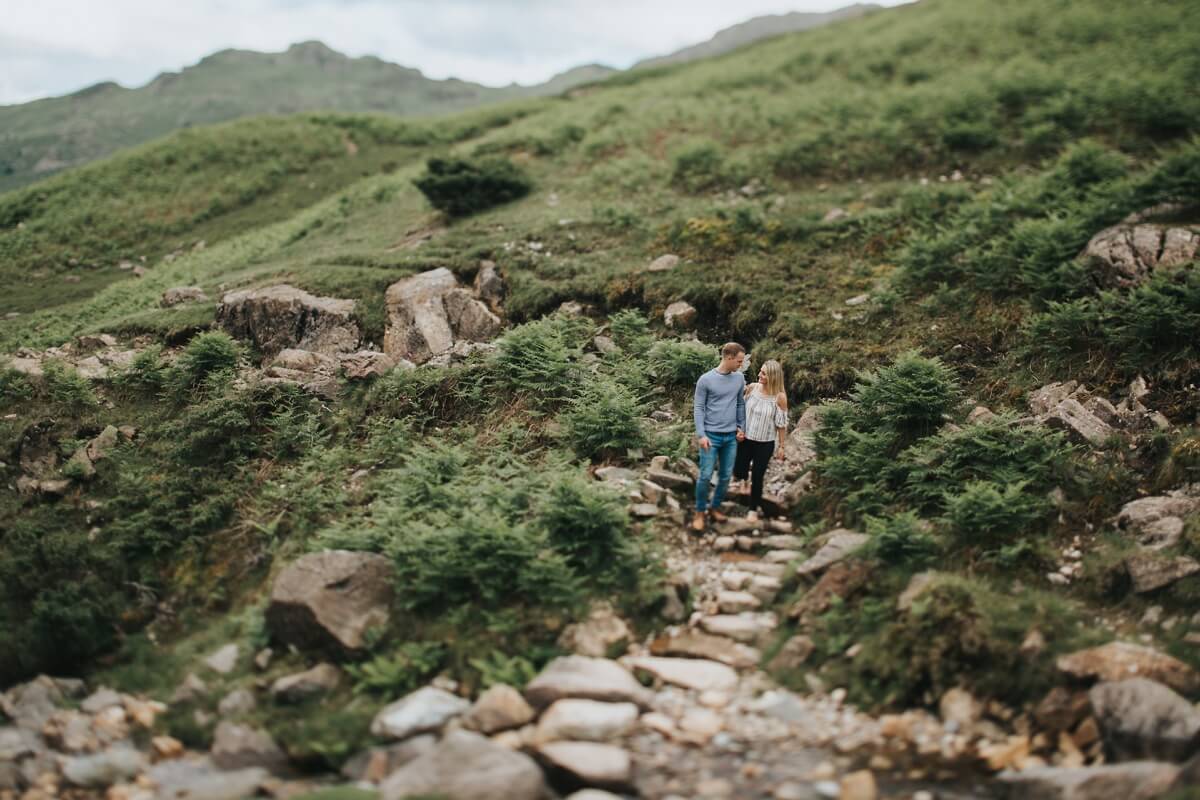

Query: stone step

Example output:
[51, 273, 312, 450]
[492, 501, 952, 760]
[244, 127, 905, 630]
[717, 591, 761, 614]
[698, 614, 776, 644]
[623, 656, 740, 693]
[649, 630, 761, 669]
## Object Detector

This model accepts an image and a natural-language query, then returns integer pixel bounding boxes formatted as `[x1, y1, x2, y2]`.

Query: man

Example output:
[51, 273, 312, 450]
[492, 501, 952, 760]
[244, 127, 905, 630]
[692, 342, 747, 532]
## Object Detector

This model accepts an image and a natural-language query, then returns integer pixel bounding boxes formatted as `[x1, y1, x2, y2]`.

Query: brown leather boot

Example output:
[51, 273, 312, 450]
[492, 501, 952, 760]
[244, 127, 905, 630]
[691, 511, 707, 532]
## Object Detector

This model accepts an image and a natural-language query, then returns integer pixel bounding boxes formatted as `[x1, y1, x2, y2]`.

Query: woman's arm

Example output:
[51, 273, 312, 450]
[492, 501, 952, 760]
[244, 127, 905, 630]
[775, 393, 789, 459]
[744, 381, 759, 398]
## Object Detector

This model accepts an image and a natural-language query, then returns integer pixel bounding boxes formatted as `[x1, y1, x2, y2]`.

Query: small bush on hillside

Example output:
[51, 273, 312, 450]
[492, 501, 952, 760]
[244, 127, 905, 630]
[470, 651, 540, 690]
[671, 142, 726, 192]
[413, 157, 532, 217]
[169, 332, 240, 394]
[111, 345, 168, 395]
[560, 378, 647, 460]
[942, 480, 1052, 550]
[366, 363, 486, 429]
[347, 642, 445, 696]
[0, 368, 33, 403]
[535, 473, 640, 584]
[849, 353, 963, 442]
[649, 340, 715, 388]
[490, 315, 591, 407]
[609, 309, 653, 353]
[865, 512, 941, 566]
[42, 361, 98, 410]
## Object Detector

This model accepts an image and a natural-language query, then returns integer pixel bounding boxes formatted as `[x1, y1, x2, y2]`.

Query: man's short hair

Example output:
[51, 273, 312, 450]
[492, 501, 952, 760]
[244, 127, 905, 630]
[721, 342, 745, 357]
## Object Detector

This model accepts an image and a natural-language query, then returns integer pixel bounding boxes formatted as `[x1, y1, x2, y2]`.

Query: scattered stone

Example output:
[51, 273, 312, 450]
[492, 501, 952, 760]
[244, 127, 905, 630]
[266, 549, 394, 658]
[1057, 641, 1200, 694]
[536, 741, 633, 793]
[217, 688, 256, 717]
[823, 208, 848, 223]
[474, 260, 505, 312]
[217, 284, 359, 356]
[80, 687, 122, 714]
[204, 644, 240, 675]
[1089, 678, 1200, 762]
[717, 590, 761, 614]
[1116, 490, 1200, 551]
[625, 656, 739, 692]
[171, 673, 209, 704]
[699, 614, 773, 643]
[557, 603, 632, 659]
[844, 293, 869, 307]
[839, 770, 877, 800]
[1082, 221, 1200, 287]
[211, 722, 290, 775]
[647, 254, 681, 272]
[341, 735, 438, 783]
[1126, 553, 1200, 593]
[524, 656, 652, 710]
[270, 663, 342, 703]
[766, 635, 815, 672]
[664, 301, 698, 329]
[339, 350, 402, 380]
[379, 730, 545, 800]
[160, 287, 208, 307]
[254, 648, 273, 671]
[384, 268, 501, 364]
[534, 699, 638, 743]
[463, 684, 535, 735]
[1034, 688, 1091, 733]
[370, 686, 470, 741]
[939, 687, 982, 729]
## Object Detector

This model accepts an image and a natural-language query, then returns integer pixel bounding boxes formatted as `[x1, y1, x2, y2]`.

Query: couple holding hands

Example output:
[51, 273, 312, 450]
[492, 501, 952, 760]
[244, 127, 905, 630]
[691, 342, 789, 532]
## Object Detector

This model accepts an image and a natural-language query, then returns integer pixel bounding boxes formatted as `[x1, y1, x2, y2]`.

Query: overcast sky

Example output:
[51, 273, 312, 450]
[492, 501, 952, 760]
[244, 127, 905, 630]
[0, 0, 906, 106]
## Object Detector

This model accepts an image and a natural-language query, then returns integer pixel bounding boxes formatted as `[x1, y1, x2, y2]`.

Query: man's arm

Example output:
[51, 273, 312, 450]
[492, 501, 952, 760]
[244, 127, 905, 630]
[694, 375, 708, 438]
[736, 375, 747, 432]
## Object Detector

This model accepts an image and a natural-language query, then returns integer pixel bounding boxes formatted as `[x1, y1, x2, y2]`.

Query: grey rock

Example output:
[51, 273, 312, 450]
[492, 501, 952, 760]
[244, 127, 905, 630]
[1089, 678, 1200, 762]
[557, 602, 631, 658]
[341, 734, 438, 783]
[534, 699, 638, 743]
[161, 286, 209, 307]
[172, 672, 209, 704]
[270, 663, 342, 702]
[997, 762, 1179, 799]
[217, 688, 256, 717]
[61, 745, 147, 788]
[217, 284, 359, 356]
[1126, 553, 1200, 593]
[370, 686, 469, 740]
[650, 629, 760, 669]
[379, 729, 545, 800]
[794, 529, 869, 577]
[266, 549, 394, 658]
[148, 757, 270, 800]
[664, 300, 698, 329]
[766, 635, 815, 672]
[211, 721, 291, 775]
[384, 268, 500, 364]
[1116, 491, 1200, 551]
[339, 349, 403, 380]
[535, 741, 633, 793]
[1057, 641, 1200, 695]
[822, 207, 848, 223]
[1082, 222, 1199, 287]
[624, 656, 738, 692]
[524, 656, 652, 710]
[646, 254, 680, 272]
[1043, 398, 1116, 447]
[462, 684, 535, 734]
[79, 687, 123, 714]
[645, 467, 694, 490]
[204, 643, 240, 675]
[1, 675, 79, 731]
[474, 260, 506, 312]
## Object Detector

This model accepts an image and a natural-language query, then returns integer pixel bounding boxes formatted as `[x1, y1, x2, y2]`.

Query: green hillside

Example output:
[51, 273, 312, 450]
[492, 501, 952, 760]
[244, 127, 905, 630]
[2, 0, 1200, 794]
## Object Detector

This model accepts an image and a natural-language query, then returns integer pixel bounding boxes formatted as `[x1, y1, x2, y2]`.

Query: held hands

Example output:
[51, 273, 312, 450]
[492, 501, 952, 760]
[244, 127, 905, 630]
[775, 447, 786, 461]
[698, 436, 712, 451]
[736, 429, 745, 442]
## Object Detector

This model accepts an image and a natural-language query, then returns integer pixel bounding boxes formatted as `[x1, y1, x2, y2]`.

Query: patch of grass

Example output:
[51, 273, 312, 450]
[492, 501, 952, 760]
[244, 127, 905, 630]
[414, 157, 533, 217]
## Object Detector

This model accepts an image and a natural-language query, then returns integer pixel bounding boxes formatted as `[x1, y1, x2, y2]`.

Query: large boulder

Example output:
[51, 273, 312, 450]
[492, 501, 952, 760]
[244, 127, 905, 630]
[210, 722, 291, 776]
[1125, 553, 1200, 593]
[383, 268, 501, 365]
[379, 730, 545, 800]
[793, 529, 869, 578]
[1089, 678, 1200, 762]
[1057, 641, 1200, 695]
[1115, 489, 1200, 551]
[1081, 222, 1200, 287]
[474, 260, 506, 313]
[556, 602, 631, 658]
[217, 284, 359, 356]
[461, 684, 535, 735]
[265, 550, 394, 658]
[370, 687, 469, 741]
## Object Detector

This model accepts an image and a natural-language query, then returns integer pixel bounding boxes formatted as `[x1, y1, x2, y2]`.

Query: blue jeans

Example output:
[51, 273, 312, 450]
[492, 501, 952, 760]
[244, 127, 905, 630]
[695, 431, 738, 512]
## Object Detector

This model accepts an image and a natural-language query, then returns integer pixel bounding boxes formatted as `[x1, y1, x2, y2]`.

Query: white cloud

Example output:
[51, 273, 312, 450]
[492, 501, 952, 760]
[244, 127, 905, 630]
[0, 0, 907, 104]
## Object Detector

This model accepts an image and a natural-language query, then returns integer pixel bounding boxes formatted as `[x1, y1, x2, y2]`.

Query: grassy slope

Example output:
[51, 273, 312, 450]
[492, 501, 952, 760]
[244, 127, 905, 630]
[2, 0, 1200, 741]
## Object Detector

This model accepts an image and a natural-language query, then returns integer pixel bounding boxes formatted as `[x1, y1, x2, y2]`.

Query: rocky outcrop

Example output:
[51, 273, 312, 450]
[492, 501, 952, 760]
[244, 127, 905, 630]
[217, 284, 360, 356]
[383, 268, 501, 364]
[462, 684, 535, 735]
[1081, 221, 1199, 288]
[270, 663, 342, 703]
[265, 550, 394, 658]
[474, 260, 506, 313]
[793, 529, 869, 577]
[1089, 678, 1200, 762]
[1124, 552, 1200, 593]
[370, 687, 470, 741]
[998, 762, 1180, 799]
[210, 722, 290, 775]
[1115, 486, 1200, 551]
[379, 730, 545, 800]
[663, 301, 697, 329]
[524, 656, 652, 710]
[556, 602, 631, 658]
[1057, 641, 1200, 695]
[1028, 379, 1169, 447]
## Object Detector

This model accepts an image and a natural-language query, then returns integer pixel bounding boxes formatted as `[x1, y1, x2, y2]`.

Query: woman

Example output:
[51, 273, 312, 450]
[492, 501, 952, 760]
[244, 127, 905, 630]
[733, 359, 788, 521]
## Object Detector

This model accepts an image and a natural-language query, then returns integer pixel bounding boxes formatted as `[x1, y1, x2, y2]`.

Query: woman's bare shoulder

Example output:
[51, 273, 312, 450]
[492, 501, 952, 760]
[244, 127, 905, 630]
[776, 392, 788, 409]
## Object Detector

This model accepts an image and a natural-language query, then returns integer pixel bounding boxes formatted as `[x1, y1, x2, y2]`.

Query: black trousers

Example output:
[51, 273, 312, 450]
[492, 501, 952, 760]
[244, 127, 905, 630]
[733, 438, 775, 511]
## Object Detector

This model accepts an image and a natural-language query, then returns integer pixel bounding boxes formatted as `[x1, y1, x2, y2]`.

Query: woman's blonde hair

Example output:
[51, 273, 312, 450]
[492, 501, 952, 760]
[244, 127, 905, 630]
[760, 359, 786, 397]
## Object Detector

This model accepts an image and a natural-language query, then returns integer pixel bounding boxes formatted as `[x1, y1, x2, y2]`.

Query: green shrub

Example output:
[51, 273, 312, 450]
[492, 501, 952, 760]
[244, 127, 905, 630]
[413, 157, 532, 217]
[608, 309, 653, 353]
[169, 331, 240, 394]
[0, 367, 34, 403]
[111, 345, 168, 394]
[42, 361, 98, 410]
[560, 378, 647, 460]
[469, 650, 541, 690]
[535, 473, 639, 584]
[865, 512, 941, 566]
[942, 480, 1052, 550]
[649, 340, 715, 388]
[347, 642, 445, 696]
[490, 315, 590, 407]
[671, 142, 726, 192]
